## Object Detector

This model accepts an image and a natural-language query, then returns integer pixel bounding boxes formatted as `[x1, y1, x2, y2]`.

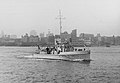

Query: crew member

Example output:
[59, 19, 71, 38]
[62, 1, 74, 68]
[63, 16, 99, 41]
[57, 46, 61, 54]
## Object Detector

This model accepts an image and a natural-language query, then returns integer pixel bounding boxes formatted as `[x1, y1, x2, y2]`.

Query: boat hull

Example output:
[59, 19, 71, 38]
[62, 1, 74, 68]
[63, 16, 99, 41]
[23, 51, 90, 61]
[58, 51, 90, 60]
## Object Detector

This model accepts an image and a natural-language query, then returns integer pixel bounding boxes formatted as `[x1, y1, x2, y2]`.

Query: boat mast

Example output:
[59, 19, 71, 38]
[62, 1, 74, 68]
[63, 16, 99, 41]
[56, 10, 65, 35]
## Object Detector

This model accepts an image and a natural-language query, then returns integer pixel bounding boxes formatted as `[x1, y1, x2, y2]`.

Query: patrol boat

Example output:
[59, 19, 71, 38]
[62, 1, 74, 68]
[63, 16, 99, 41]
[23, 10, 91, 61]
[24, 43, 91, 61]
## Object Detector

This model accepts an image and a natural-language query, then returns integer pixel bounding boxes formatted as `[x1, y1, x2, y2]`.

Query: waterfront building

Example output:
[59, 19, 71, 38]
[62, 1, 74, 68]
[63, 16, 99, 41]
[96, 33, 102, 46]
[40, 37, 48, 46]
[104, 37, 113, 45]
[71, 29, 77, 45]
[70, 29, 85, 46]
[21, 33, 29, 43]
[71, 29, 77, 38]
[115, 36, 120, 45]
[96, 33, 101, 41]
[39, 32, 45, 42]
[14, 38, 22, 46]
[0, 37, 21, 46]
[79, 33, 94, 40]
[29, 35, 39, 43]
[71, 37, 84, 47]
[21, 33, 40, 46]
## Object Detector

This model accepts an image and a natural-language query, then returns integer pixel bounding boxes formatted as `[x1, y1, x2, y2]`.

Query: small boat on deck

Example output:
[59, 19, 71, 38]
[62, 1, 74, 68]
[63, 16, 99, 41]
[24, 43, 91, 61]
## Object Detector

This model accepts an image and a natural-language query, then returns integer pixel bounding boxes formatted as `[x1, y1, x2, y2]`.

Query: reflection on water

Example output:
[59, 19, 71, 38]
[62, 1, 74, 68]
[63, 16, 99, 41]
[0, 46, 120, 83]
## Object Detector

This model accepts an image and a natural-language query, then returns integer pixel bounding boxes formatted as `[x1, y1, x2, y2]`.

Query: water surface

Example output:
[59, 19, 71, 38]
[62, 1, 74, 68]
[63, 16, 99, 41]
[0, 46, 120, 83]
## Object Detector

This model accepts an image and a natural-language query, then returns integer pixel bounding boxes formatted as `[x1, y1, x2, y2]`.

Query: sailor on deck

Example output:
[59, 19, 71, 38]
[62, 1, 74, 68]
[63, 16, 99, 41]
[57, 46, 61, 54]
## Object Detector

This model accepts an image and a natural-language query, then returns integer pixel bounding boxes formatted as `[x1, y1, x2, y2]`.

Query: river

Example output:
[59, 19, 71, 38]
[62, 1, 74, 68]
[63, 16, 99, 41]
[0, 46, 120, 83]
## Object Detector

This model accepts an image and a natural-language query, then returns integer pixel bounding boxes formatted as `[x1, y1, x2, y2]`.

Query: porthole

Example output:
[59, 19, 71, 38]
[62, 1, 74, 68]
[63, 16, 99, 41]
[78, 49, 82, 51]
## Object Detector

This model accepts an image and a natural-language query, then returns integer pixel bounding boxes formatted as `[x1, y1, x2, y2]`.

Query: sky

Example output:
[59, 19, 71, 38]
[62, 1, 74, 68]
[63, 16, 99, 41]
[0, 0, 120, 37]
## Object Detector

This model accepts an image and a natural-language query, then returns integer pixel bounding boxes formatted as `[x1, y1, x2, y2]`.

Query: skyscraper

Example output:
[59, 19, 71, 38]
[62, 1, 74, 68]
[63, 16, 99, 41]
[71, 29, 77, 38]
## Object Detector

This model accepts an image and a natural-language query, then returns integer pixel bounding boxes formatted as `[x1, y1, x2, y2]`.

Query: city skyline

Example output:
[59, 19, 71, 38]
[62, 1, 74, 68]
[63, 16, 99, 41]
[0, 0, 119, 37]
[0, 28, 120, 47]
[0, 29, 120, 39]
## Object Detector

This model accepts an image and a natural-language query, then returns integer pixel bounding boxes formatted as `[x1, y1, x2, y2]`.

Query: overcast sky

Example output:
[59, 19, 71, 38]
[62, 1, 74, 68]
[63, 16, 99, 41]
[0, 0, 120, 37]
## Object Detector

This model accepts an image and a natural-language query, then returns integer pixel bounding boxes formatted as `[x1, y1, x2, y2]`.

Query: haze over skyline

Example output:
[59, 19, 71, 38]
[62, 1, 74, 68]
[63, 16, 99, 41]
[0, 0, 120, 37]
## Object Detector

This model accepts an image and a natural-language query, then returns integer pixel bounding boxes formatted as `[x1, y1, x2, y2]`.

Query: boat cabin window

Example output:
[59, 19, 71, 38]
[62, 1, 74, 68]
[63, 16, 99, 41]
[78, 49, 82, 51]
[75, 49, 77, 51]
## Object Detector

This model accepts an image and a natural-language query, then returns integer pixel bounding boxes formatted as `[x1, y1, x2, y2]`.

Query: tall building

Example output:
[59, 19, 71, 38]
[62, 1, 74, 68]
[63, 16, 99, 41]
[71, 29, 77, 45]
[71, 29, 77, 38]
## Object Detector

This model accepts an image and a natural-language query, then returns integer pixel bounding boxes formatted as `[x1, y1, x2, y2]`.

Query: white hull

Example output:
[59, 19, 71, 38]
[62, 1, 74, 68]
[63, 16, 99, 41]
[58, 51, 90, 60]
[23, 51, 90, 61]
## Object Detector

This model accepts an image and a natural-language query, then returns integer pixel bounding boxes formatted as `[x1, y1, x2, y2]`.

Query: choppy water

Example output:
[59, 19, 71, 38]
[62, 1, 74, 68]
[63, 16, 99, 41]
[0, 46, 120, 83]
